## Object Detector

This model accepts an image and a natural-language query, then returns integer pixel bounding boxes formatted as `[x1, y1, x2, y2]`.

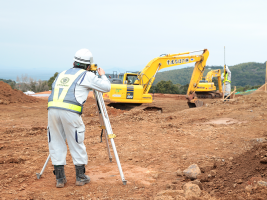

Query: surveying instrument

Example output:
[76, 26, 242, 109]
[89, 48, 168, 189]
[36, 58, 127, 185]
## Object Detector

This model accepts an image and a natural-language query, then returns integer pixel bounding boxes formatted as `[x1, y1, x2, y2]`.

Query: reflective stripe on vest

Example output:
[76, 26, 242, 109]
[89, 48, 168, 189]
[48, 69, 85, 113]
[223, 72, 231, 83]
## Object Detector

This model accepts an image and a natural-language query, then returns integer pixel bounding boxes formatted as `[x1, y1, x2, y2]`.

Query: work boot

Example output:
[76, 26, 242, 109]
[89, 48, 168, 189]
[75, 165, 90, 186]
[53, 165, 67, 188]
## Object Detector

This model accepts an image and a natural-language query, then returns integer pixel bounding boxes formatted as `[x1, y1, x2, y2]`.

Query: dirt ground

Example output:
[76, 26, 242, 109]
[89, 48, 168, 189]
[1, 82, 267, 199]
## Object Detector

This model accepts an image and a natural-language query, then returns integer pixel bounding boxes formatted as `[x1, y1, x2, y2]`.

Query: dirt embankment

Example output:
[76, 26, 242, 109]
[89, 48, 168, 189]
[0, 81, 39, 104]
[199, 142, 267, 199]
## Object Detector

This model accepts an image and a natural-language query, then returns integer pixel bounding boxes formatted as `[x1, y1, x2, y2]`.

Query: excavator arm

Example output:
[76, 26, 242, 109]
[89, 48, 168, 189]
[136, 49, 209, 94]
[205, 69, 222, 92]
[185, 49, 210, 107]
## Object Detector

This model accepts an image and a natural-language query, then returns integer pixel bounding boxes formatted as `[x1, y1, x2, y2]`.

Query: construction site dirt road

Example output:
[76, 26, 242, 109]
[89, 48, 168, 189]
[1, 81, 267, 199]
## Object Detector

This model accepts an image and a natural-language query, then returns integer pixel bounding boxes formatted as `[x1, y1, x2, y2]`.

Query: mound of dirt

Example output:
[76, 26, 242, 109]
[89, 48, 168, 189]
[0, 81, 39, 104]
[200, 142, 267, 199]
[210, 90, 267, 108]
[237, 91, 267, 106]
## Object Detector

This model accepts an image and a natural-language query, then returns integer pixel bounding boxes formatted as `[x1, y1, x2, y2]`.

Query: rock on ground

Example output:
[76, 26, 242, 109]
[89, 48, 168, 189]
[191, 179, 203, 190]
[183, 182, 201, 199]
[257, 180, 267, 187]
[176, 169, 183, 176]
[183, 164, 201, 180]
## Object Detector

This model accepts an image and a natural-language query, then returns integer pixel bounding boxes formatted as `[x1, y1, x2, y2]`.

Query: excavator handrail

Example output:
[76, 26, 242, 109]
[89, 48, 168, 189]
[167, 49, 206, 57]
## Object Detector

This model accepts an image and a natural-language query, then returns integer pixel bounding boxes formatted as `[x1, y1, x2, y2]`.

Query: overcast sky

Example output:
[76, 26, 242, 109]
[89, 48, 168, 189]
[1, 0, 267, 79]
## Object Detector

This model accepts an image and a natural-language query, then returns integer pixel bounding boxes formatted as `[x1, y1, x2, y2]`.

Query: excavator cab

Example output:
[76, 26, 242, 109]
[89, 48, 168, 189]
[103, 72, 153, 103]
[124, 74, 138, 85]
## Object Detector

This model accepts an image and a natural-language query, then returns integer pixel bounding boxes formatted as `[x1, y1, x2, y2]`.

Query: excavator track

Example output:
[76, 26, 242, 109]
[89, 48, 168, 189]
[195, 92, 223, 99]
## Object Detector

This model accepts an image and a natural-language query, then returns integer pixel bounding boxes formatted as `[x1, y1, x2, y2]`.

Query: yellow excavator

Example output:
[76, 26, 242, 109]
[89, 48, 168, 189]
[195, 69, 223, 99]
[103, 49, 209, 107]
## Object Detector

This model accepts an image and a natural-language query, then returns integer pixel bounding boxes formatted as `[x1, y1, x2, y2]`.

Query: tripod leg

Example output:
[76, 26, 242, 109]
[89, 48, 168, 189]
[94, 90, 127, 185]
[104, 129, 112, 162]
[95, 94, 113, 161]
[109, 137, 127, 185]
[36, 154, 51, 179]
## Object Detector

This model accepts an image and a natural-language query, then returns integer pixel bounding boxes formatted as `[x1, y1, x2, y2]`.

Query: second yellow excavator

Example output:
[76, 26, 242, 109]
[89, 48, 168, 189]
[103, 49, 210, 107]
[195, 69, 223, 99]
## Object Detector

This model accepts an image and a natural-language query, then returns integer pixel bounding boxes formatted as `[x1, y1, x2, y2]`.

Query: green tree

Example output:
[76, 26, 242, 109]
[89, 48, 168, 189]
[48, 72, 59, 90]
[243, 85, 250, 91]
[150, 80, 180, 94]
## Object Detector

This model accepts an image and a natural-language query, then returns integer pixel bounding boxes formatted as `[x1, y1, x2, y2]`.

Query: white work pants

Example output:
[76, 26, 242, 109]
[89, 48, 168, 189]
[222, 82, 231, 97]
[47, 108, 88, 165]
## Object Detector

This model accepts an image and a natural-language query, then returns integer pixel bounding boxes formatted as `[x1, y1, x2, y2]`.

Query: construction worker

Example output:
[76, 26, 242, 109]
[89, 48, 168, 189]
[221, 65, 231, 99]
[47, 48, 111, 188]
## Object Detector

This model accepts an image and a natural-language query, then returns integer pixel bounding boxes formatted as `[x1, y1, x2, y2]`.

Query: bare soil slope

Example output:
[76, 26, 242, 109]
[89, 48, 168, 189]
[0, 82, 39, 104]
[1, 88, 267, 199]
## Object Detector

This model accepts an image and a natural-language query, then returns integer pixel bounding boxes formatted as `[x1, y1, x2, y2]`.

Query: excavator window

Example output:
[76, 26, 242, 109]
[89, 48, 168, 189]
[125, 75, 138, 85]
[199, 80, 208, 83]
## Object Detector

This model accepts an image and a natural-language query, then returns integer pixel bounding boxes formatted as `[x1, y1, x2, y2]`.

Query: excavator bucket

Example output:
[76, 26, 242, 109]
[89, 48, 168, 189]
[187, 100, 204, 108]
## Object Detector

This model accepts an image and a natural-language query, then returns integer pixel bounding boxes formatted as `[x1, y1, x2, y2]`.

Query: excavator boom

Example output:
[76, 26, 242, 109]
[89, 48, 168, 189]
[137, 52, 205, 94]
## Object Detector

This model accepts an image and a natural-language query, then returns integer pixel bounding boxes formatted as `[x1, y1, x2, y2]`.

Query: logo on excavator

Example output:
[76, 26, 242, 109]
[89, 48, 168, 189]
[126, 92, 133, 99]
[167, 58, 189, 65]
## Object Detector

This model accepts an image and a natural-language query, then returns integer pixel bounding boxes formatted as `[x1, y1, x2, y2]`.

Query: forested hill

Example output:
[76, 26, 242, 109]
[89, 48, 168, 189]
[153, 62, 266, 87]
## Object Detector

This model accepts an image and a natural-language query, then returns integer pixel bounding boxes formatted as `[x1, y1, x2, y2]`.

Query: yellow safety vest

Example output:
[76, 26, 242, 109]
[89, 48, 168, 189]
[223, 72, 231, 83]
[48, 68, 86, 114]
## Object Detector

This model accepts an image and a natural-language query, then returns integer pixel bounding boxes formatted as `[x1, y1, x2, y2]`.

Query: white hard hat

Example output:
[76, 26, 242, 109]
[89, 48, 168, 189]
[73, 49, 93, 64]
